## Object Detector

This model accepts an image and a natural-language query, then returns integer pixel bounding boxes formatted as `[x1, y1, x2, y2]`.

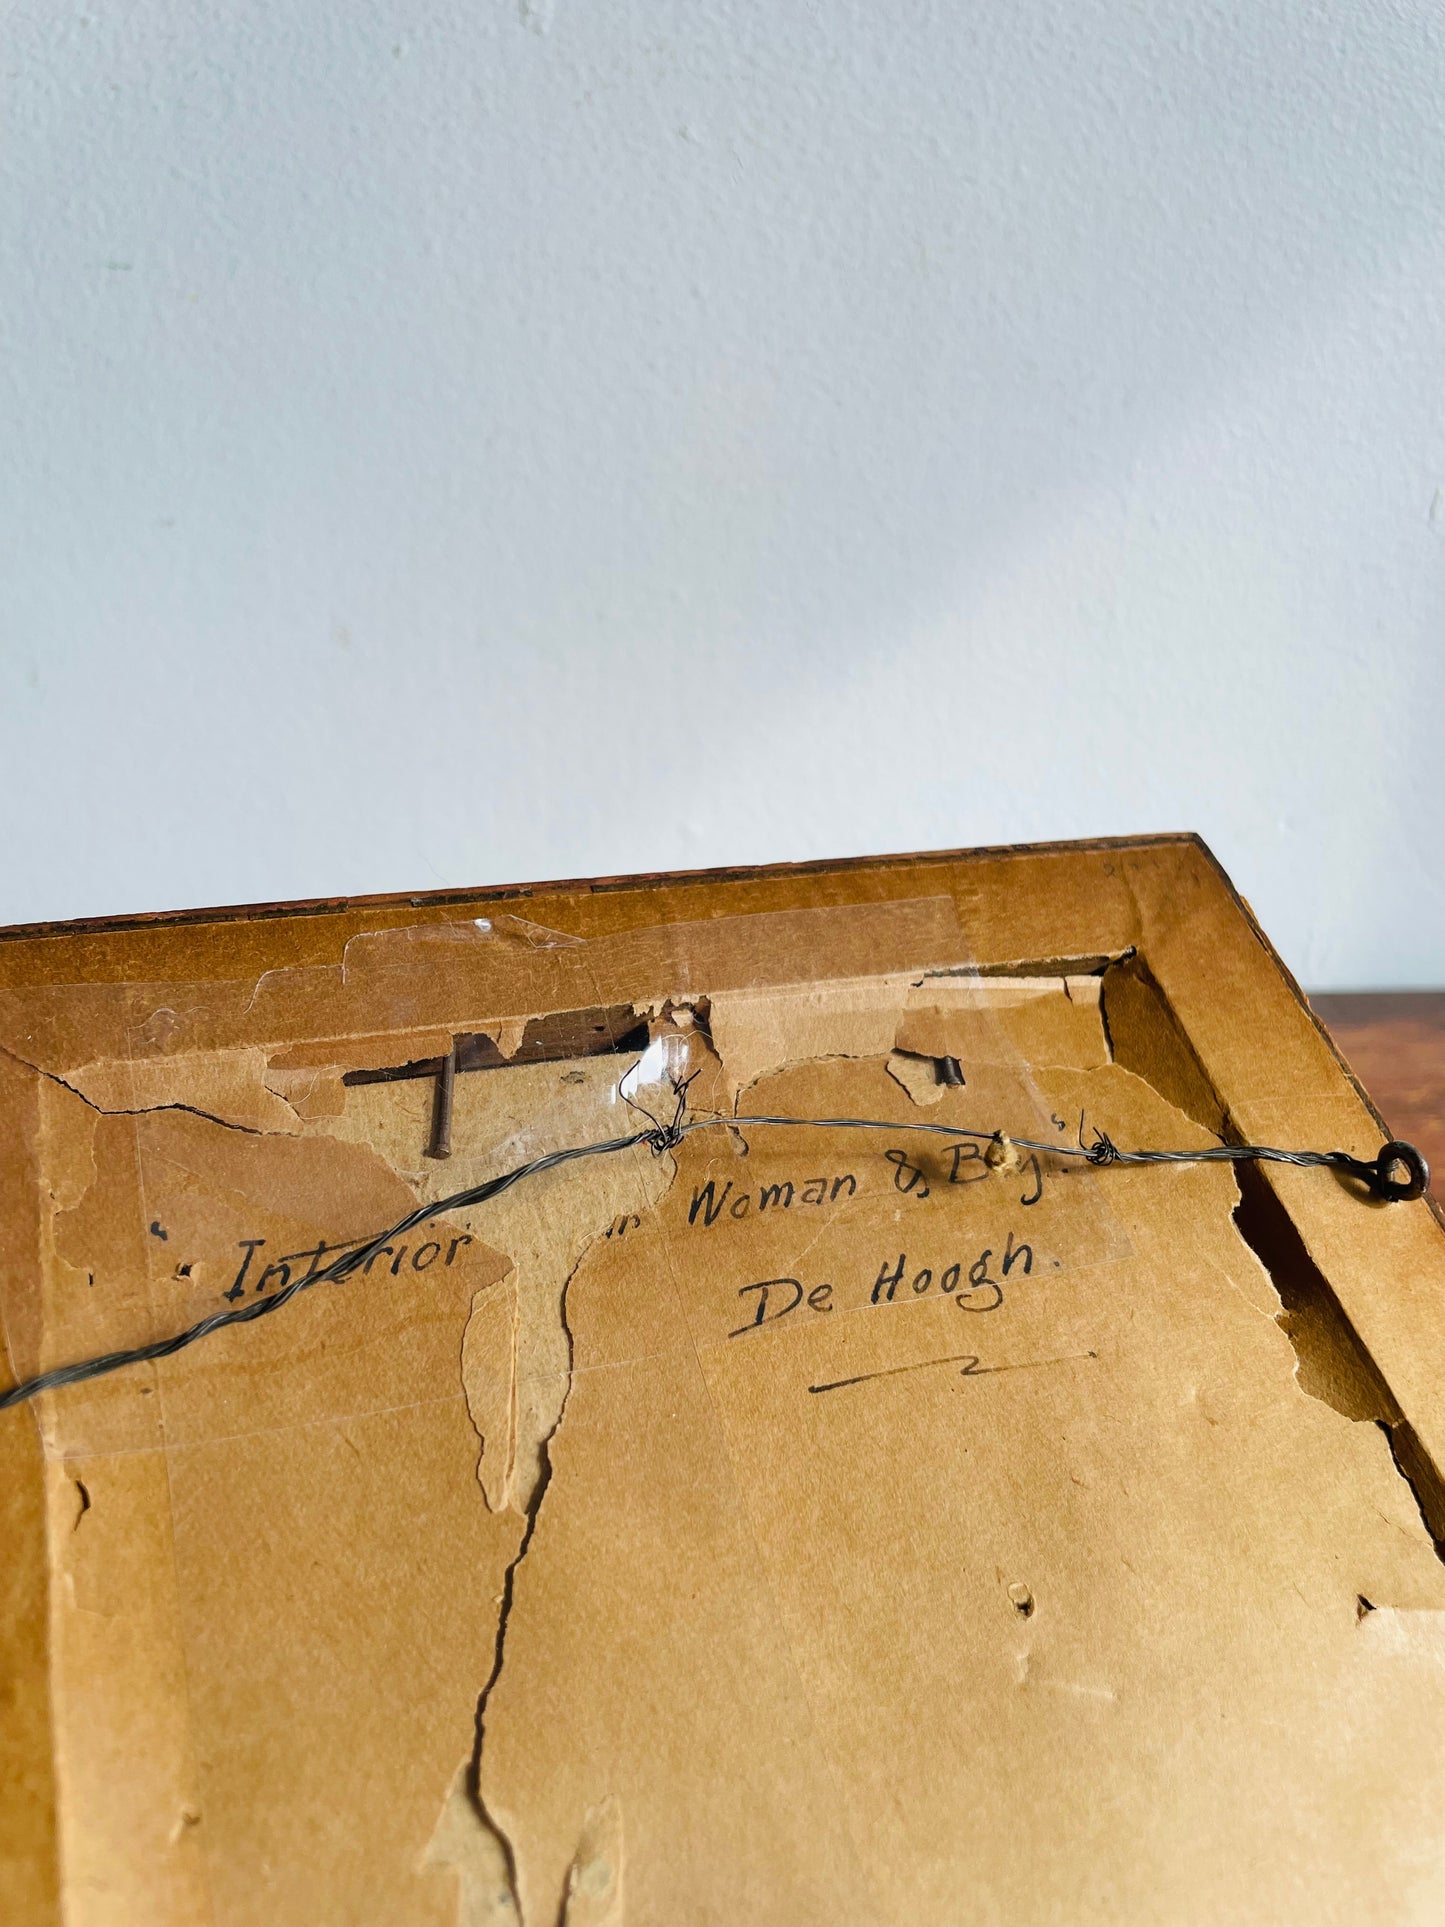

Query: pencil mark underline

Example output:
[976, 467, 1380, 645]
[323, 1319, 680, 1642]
[808, 1348, 1098, 1395]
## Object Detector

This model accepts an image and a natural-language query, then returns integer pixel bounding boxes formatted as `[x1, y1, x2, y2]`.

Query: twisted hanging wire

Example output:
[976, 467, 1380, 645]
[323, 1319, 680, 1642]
[0, 1078, 1427, 1413]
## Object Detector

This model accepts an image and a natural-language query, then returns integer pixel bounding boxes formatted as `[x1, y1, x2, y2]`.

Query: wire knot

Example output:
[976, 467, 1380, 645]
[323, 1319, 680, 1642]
[646, 1122, 686, 1155]
[1084, 1129, 1120, 1166]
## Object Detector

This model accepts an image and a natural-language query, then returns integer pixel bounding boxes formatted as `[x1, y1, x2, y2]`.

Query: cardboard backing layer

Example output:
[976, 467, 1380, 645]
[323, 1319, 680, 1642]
[3, 836, 1444, 1925]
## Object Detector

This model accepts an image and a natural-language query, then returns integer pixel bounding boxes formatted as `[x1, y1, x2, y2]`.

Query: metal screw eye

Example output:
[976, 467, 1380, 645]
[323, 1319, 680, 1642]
[1373, 1140, 1429, 1203]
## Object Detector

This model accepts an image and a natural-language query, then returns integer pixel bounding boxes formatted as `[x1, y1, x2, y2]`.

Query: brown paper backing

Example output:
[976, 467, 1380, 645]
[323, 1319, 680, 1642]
[3, 836, 1444, 1926]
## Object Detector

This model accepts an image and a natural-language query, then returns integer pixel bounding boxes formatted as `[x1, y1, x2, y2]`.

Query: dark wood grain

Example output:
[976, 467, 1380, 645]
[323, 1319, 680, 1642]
[1311, 993, 1445, 1201]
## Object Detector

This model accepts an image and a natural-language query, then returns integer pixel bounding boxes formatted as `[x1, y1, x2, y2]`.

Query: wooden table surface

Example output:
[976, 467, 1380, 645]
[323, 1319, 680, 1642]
[1311, 993, 1445, 1202]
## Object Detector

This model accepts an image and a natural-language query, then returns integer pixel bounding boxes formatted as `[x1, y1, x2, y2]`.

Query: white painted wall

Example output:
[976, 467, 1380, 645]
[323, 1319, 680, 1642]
[1, 1, 1441, 985]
